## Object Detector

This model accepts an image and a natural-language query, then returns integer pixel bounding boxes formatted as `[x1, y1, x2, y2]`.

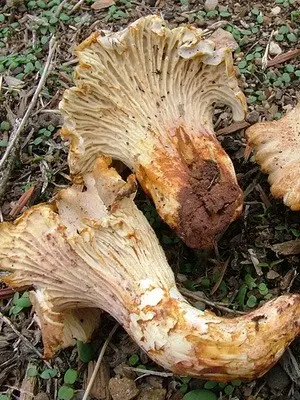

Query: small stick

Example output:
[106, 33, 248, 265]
[54, 0, 69, 17]
[267, 48, 300, 67]
[180, 287, 245, 315]
[261, 30, 274, 71]
[69, 0, 85, 14]
[125, 366, 173, 378]
[0, 311, 51, 368]
[0, 36, 57, 171]
[82, 323, 119, 400]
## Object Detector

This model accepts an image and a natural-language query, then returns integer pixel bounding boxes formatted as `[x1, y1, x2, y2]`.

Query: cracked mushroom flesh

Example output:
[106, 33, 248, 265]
[1, 157, 300, 381]
[59, 15, 247, 249]
[246, 102, 300, 210]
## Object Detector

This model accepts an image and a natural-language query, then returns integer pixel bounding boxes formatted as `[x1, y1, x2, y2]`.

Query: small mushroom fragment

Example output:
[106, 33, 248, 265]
[60, 15, 247, 249]
[1, 157, 300, 381]
[30, 290, 101, 358]
[246, 103, 300, 210]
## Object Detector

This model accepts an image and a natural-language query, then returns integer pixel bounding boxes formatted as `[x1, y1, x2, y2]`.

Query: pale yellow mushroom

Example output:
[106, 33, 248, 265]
[60, 15, 247, 249]
[1, 157, 300, 381]
[246, 102, 300, 210]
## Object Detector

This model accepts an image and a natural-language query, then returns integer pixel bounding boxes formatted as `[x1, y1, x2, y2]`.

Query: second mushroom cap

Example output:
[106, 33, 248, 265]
[60, 15, 247, 248]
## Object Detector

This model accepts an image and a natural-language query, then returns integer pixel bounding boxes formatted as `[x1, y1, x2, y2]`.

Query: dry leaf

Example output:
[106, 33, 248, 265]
[91, 0, 115, 10]
[20, 364, 37, 400]
[85, 361, 111, 400]
[216, 120, 250, 136]
[272, 239, 300, 255]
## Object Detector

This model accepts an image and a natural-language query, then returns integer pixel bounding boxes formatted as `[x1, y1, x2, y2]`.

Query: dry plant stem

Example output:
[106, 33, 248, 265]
[54, 0, 69, 17]
[0, 311, 51, 368]
[261, 29, 274, 71]
[0, 137, 19, 202]
[0, 36, 57, 171]
[126, 367, 173, 378]
[267, 49, 300, 67]
[69, 0, 85, 14]
[82, 323, 119, 400]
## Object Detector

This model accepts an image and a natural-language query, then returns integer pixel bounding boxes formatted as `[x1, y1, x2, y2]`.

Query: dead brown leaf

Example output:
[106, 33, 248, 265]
[271, 239, 300, 255]
[91, 0, 115, 10]
[85, 361, 111, 400]
[20, 363, 37, 400]
[216, 120, 250, 136]
[9, 186, 35, 218]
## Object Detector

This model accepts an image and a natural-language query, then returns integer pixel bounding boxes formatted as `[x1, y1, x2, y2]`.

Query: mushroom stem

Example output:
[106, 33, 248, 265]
[127, 287, 300, 381]
[1, 158, 299, 381]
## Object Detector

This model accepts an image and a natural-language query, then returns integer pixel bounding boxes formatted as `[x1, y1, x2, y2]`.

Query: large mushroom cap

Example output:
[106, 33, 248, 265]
[246, 102, 300, 210]
[1, 157, 300, 381]
[60, 15, 247, 249]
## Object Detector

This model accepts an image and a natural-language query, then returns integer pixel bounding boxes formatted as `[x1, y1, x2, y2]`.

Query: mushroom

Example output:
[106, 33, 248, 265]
[1, 157, 300, 381]
[60, 15, 247, 249]
[246, 103, 300, 210]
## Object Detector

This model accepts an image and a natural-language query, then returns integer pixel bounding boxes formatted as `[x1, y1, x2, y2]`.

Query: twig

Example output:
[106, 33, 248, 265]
[267, 48, 300, 67]
[54, 0, 69, 17]
[82, 323, 119, 400]
[248, 248, 263, 276]
[261, 29, 274, 71]
[0, 36, 57, 171]
[0, 311, 51, 367]
[125, 366, 173, 379]
[210, 257, 230, 295]
[69, 0, 85, 14]
[0, 137, 19, 202]
[180, 287, 245, 315]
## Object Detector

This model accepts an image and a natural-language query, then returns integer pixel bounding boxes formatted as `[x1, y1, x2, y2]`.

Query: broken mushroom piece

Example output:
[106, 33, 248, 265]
[246, 103, 300, 210]
[30, 290, 101, 358]
[1, 157, 300, 381]
[60, 15, 247, 249]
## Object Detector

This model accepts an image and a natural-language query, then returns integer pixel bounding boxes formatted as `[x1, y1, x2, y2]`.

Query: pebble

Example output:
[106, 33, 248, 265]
[137, 389, 166, 400]
[271, 6, 281, 16]
[204, 0, 218, 12]
[246, 110, 260, 124]
[109, 377, 140, 400]
[269, 41, 282, 56]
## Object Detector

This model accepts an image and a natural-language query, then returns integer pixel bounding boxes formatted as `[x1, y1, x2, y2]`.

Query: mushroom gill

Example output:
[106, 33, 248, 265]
[246, 102, 300, 210]
[1, 157, 300, 381]
[59, 15, 247, 249]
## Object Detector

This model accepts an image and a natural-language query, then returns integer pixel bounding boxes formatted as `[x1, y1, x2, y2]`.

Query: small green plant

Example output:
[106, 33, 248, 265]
[9, 292, 32, 315]
[183, 389, 217, 400]
[0, 395, 10, 400]
[104, 5, 127, 22]
[32, 125, 56, 145]
[128, 353, 139, 366]
[40, 368, 58, 379]
[27, 365, 39, 377]
[58, 369, 78, 400]
[77, 340, 95, 362]
[275, 25, 298, 43]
